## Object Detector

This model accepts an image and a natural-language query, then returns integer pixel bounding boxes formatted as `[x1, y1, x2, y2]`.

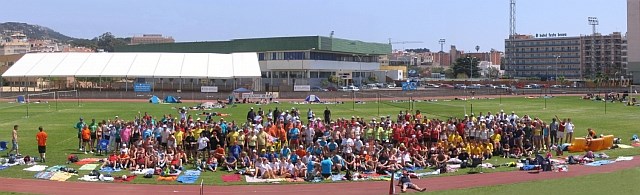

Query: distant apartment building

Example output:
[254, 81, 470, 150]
[433, 52, 452, 66]
[130, 34, 175, 45]
[580, 32, 626, 79]
[504, 32, 625, 79]
[0, 33, 30, 55]
[465, 50, 503, 66]
[29, 39, 60, 53]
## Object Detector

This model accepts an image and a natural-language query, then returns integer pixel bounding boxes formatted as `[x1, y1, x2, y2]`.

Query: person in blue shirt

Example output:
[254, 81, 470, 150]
[290, 153, 299, 164]
[266, 148, 279, 162]
[143, 128, 153, 140]
[288, 126, 300, 148]
[306, 156, 317, 180]
[331, 154, 344, 171]
[280, 145, 291, 160]
[230, 141, 242, 160]
[320, 156, 333, 179]
[328, 140, 338, 154]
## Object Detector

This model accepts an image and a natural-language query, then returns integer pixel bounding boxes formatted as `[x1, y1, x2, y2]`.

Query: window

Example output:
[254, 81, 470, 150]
[261, 71, 269, 78]
[310, 71, 319, 78]
[319, 72, 333, 78]
[258, 53, 265, 61]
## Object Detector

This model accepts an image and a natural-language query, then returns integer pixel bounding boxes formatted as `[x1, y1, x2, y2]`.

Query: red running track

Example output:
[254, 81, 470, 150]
[1, 157, 639, 195]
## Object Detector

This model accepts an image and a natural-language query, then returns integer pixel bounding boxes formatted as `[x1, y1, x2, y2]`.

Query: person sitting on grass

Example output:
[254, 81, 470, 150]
[118, 150, 131, 169]
[523, 139, 534, 157]
[101, 152, 118, 169]
[502, 144, 511, 158]
[398, 170, 427, 193]
[257, 157, 275, 179]
[205, 151, 218, 172]
[585, 128, 597, 147]
[223, 153, 238, 171]
[294, 159, 306, 179]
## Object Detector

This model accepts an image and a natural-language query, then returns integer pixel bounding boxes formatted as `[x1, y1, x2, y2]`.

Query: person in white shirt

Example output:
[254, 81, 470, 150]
[509, 112, 519, 125]
[197, 135, 209, 159]
[565, 118, 575, 143]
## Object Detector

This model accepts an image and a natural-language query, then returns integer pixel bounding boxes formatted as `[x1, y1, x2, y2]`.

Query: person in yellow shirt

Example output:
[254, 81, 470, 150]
[193, 126, 204, 140]
[228, 129, 239, 147]
[175, 129, 184, 149]
[237, 131, 246, 150]
[490, 133, 501, 154]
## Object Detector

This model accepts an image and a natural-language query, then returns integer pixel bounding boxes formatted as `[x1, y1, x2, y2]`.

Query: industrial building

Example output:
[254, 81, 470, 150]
[116, 36, 394, 91]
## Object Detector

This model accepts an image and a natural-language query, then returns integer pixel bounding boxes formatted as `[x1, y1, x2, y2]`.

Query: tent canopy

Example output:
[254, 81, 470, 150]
[1, 52, 261, 79]
[164, 96, 179, 103]
[149, 95, 160, 104]
[305, 95, 321, 102]
[233, 88, 252, 93]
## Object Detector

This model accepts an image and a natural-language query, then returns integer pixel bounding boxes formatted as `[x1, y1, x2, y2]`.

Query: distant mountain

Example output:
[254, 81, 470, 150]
[0, 22, 79, 42]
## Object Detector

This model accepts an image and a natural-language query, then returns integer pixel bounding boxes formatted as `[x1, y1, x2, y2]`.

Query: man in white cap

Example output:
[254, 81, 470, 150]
[247, 107, 256, 124]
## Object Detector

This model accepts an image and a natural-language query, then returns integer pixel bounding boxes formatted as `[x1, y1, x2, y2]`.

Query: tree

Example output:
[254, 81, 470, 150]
[97, 32, 127, 52]
[487, 67, 500, 79]
[327, 75, 339, 85]
[452, 57, 480, 79]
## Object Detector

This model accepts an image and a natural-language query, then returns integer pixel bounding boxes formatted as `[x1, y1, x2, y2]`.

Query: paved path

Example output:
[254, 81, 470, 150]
[1, 156, 638, 195]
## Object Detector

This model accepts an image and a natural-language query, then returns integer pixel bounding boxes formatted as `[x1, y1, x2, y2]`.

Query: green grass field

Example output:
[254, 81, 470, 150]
[0, 96, 639, 187]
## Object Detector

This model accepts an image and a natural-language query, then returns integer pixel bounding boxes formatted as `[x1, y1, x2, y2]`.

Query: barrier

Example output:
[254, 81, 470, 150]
[602, 135, 614, 149]
[588, 138, 604, 151]
[568, 138, 587, 152]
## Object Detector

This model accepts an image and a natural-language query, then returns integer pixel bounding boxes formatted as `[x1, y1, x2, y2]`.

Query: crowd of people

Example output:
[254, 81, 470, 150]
[68, 105, 588, 184]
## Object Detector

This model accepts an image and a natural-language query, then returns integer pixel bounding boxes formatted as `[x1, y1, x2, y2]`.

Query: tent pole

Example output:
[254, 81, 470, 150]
[24, 77, 29, 118]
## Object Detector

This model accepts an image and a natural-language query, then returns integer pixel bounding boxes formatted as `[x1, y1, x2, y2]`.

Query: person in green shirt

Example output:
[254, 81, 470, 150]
[75, 118, 86, 151]
[89, 119, 98, 152]
[366, 127, 374, 142]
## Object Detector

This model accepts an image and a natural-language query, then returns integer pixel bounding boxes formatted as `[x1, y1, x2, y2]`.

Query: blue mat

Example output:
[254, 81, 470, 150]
[183, 170, 201, 176]
[177, 175, 200, 184]
[100, 167, 122, 172]
[585, 160, 615, 166]
[0, 166, 9, 170]
[34, 171, 55, 180]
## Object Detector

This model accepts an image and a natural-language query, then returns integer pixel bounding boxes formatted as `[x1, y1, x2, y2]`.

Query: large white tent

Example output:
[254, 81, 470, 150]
[1, 52, 261, 78]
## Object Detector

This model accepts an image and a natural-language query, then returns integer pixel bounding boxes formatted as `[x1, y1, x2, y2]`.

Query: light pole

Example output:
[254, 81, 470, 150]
[554, 55, 560, 84]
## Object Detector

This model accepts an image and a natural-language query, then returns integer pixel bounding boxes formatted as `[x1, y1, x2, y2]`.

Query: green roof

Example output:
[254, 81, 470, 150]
[115, 36, 391, 55]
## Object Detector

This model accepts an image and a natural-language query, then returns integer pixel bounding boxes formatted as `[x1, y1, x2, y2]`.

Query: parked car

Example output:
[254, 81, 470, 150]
[454, 84, 467, 89]
[311, 86, 328, 92]
[347, 85, 360, 91]
[522, 85, 533, 89]
[467, 84, 482, 89]
[325, 86, 338, 91]
[499, 84, 510, 89]
[387, 83, 397, 88]
[338, 86, 349, 91]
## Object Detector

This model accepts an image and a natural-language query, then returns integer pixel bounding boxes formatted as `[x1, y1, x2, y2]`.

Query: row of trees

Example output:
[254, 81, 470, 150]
[68, 32, 130, 52]
[411, 57, 499, 79]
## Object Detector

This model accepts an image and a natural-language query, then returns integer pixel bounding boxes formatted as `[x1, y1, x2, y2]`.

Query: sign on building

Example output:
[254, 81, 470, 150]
[134, 83, 152, 92]
[200, 86, 219, 93]
[293, 85, 311, 92]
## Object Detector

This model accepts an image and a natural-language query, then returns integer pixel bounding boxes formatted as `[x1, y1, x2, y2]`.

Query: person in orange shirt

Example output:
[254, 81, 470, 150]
[277, 124, 288, 147]
[36, 126, 48, 162]
[81, 125, 91, 154]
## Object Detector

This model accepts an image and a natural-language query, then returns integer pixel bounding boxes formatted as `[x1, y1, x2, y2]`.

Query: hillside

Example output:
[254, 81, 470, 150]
[0, 22, 78, 42]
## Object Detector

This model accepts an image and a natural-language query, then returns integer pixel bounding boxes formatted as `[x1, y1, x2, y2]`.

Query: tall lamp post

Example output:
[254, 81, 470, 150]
[467, 56, 476, 82]
[554, 55, 560, 84]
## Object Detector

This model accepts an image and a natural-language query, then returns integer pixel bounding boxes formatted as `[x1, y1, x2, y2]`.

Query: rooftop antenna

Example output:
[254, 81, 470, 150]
[330, 31, 334, 39]
[510, 0, 516, 36]
[438, 39, 446, 52]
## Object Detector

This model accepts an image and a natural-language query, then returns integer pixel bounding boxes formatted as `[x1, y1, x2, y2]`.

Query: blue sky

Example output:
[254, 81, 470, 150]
[0, 0, 627, 52]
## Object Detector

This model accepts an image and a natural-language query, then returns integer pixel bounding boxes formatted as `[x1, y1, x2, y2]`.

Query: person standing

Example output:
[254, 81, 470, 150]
[324, 107, 331, 124]
[36, 126, 48, 162]
[89, 119, 98, 153]
[75, 118, 86, 150]
[8, 125, 19, 156]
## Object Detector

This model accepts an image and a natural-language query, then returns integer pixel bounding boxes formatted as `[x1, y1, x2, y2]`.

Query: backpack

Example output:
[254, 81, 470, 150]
[23, 156, 31, 163]
[89, 170, 100, 177]
[68, 155, 79, 163]
[8, 155, 16, 164]
[144, 173, 153, 178]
